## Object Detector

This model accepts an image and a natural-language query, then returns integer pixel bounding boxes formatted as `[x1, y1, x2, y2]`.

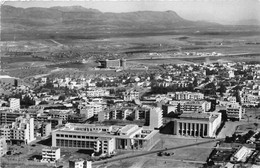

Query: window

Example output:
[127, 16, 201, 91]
[65, 135, 68, 138]
[78, 135, 81, 139]
[73, 135, 76, 138]
[69, 135, 72, 138]
[61, 134, 64, 137]
[56, 134, 60, 137]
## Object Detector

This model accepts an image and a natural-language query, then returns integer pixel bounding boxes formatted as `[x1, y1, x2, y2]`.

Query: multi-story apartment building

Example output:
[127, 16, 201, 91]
[168, 100, 211, 113]
[48, 110, 72, 122]
[0, 136, 7, 157]
[41, 122, 52, 137]
[86, 89, 110, 97]
[41, 147, 60, 163]
[0, 110, 24, 125]
[173, 112, 222, 138]
[9, 98, 20, 110]
[182, 101, 211, 113]
[79, 104, 103, 119]
[226, 104, 243, 120]
[123, 90, 140, 101]
[97, 108, 146, 122]
[52, 123, 158, 155]
[240, 94, 259, 107]
[148, 107, 163, 129]
[174, 91, 204, 100]
[0, 116, 35, 144]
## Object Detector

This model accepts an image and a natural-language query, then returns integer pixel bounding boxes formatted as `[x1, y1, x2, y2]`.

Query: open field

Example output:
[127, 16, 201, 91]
[139, 136, 216, 168]
[1, 25, 260, 80]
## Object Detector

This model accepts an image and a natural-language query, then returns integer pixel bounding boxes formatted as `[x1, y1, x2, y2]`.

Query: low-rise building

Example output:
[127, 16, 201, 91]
[69, 158, 92, 168]
[230, 146, 254, 163]
[41, 147, 60, 163]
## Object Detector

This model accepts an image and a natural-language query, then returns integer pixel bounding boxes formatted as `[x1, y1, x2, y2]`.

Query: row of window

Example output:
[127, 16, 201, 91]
[56, 134, 99, 139]
[56, 139, 95, 148]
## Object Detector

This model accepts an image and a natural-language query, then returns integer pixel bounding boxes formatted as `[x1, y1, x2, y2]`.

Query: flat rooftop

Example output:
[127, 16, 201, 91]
[178, 112, 220, 122]
[54, 123, 157, 140]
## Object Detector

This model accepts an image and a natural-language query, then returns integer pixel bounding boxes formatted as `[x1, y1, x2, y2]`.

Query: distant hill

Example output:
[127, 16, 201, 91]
[1, 5, 221, 40]
[236, 19, 260, 26]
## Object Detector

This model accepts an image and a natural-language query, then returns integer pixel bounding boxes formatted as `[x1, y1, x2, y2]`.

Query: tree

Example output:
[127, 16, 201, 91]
[219, 83, 227, 96]
[193, 78, 198, 87]
[58, 95, 66, 101]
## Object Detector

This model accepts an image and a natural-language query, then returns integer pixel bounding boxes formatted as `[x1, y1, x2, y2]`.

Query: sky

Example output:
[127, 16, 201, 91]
[4, 0, 260, 24]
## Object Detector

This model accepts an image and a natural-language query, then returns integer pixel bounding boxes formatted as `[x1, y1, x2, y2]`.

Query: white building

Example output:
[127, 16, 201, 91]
[230, 146, 254, 163]
[226, 104, 243, 120]
[41, 122, 52, 137]
[124, 90, 140, 101]
[41, 147, 60, 163]
[86, 89, 109, 97]
[52, 123, 158, 154]
[9, 98, 20, 110]
[0, 115, 35, 144]
[94, 137, 115, 155]
[149, 107, 163, 129]
[173, 112, 222, 138]
[69, 158, 92, 168]
[174, 91, 204, 100]
[182, 101, 211, 113]
[79, 104, 103, 119]
[241, 94, 259, 107]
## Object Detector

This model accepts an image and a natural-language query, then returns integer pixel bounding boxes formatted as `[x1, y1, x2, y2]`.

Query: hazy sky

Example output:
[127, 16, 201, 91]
[4, 0, 260, 24]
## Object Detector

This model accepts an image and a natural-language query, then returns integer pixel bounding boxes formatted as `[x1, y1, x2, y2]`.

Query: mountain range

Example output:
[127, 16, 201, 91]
[1, 5, 221, 40]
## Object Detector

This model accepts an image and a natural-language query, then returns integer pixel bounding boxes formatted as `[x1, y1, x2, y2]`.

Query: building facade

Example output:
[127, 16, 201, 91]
[52, 123, 158, 156]
[226, 104, 243, 120]
[0, 116, 35, 144]
[41, 122, 52, 137]
[148, 107, 163, 129]
[41, 147, 61, 163]
[69, 159, 92, 168]
[0, 110, 24, 125]
[123, 90, 140, 101]
[9, 98, 20, 110]
[173, 112, 222, 138]
[0, 136, 7, 157]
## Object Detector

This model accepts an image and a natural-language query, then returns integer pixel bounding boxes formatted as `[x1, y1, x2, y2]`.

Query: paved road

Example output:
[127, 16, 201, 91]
[92, 138, 224, 166]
